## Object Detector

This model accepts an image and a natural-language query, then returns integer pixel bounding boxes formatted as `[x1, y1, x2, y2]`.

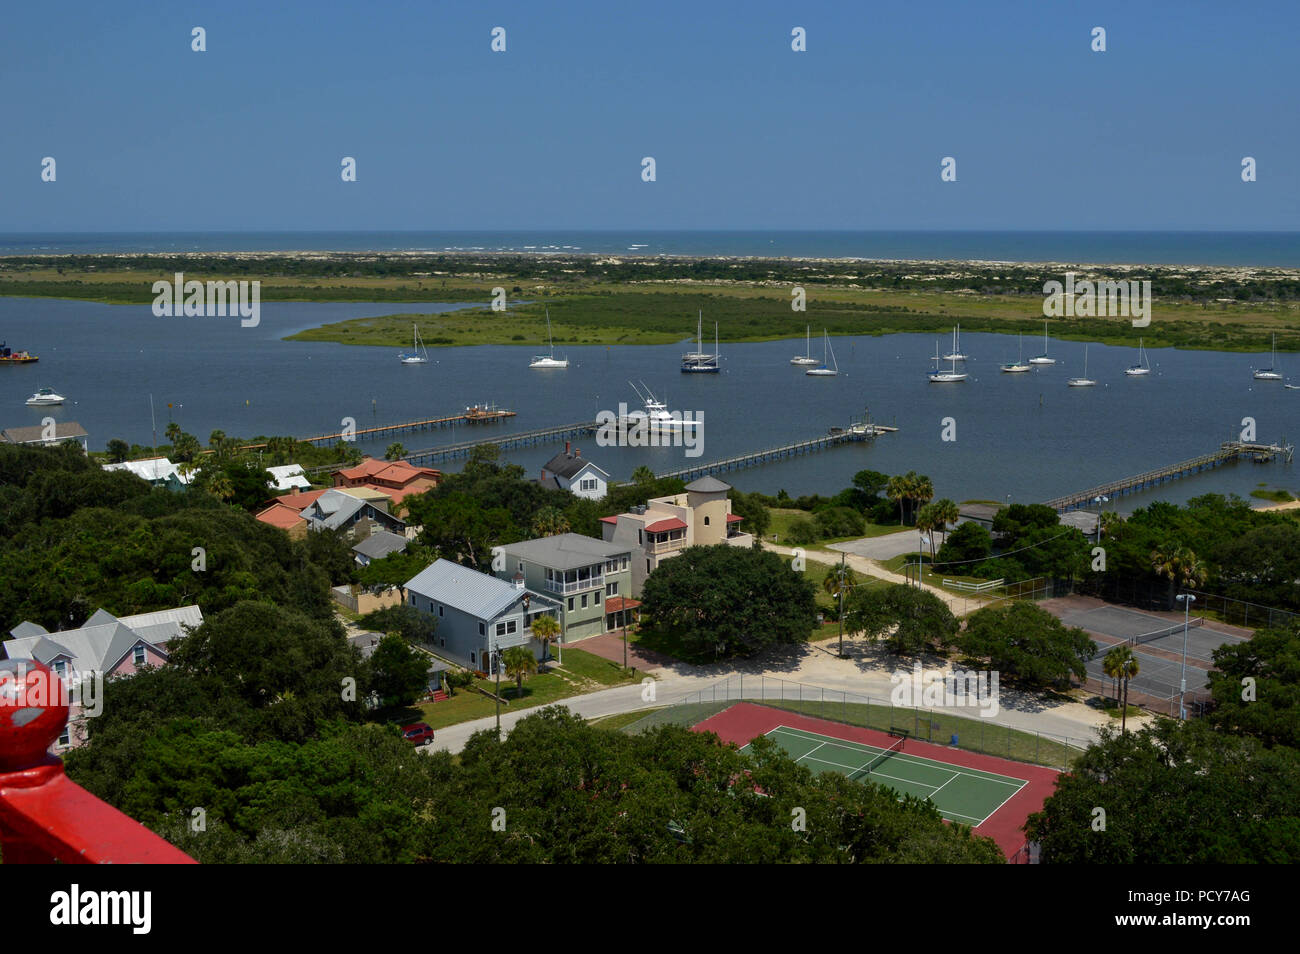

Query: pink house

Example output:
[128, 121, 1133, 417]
[2, 606, 202, 750]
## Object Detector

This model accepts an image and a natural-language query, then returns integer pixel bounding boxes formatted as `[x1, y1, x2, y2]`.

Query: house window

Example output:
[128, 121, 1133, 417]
[581, 594, 588, 609]
[411, 594, 416, 606]
[133, 645, 146, 667]
[507, 620, 518, 634]
[595, 591, 602, 605]
[52, 659, 67, 679]
[518, 561, 524, 572]
[438, 605, 444, 617]
[496, 622, 506, 637]
[58, 728, 70, 748]
[647, 559, 652, 574]
[479, 622, 485, 635]
[638, 529, 643, 545]
[568, 597, 575, 611]
[704, 516, 710, 526]
[606, 581, 618, 596]
[581, 478, 596, 491]
[622, 557, 628, 570]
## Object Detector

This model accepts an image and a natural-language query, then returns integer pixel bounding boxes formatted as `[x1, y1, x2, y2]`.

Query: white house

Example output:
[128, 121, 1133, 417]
[102, 457, 193, 489]
[267, 463, 312, 492]
[539, 443, 609, 500]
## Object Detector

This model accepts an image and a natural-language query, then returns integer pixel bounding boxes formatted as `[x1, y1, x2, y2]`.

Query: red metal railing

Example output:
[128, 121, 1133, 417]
[0, 659, 195, 864]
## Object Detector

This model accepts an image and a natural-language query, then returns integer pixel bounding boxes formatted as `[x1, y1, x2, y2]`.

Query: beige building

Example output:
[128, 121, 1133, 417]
[599, 476, 753, 596]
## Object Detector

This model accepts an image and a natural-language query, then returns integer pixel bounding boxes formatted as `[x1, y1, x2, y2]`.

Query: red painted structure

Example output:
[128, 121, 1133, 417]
[0, 659, 195, 864]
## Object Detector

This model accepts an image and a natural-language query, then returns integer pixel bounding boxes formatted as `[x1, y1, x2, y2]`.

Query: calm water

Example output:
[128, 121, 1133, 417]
[1, 297, 1295, 511]
[3, 231, 1300, 267]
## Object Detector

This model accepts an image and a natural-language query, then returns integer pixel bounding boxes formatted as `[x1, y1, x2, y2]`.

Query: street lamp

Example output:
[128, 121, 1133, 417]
[1175, 593, 1196, 719]
[917, 533, 931, 588]
[491, 638, 503, 738]
[1092, 495, 1109, 544]
[836, 552, 847, 658]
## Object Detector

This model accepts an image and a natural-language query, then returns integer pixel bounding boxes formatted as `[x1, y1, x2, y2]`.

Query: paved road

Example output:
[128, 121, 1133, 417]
[827, 531, 923, 561]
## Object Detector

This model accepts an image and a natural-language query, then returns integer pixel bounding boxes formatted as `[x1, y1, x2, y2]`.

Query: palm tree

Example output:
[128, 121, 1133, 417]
[932, 498, 960, 547]
[208, 429, 225, 450]
[165, 422, 182, 447]
[1151, 545, 1206, 606]
[1103, 646, 1140, 734]
[501, 646, 538, 697]
[630, 465, 656, 485]
[530, 614, 561, 663]
[205, 472, 234, 501]
[912, 474, 935, 519]
[1098, 509, 1122, 540]
[823, 564, 855, 601]
[385, 442, 406, 461]
[532, 506, 570, 537]
[915, 503, 939, 563]
[886, 474, 909, 525]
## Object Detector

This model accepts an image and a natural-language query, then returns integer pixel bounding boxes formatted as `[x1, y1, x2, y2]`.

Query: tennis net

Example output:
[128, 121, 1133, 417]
[848, 735, 906, 781]
[1129, 616, 1204, 647]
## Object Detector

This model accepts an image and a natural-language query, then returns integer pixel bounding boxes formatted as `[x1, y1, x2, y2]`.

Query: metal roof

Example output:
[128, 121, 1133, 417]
[685, 476, 730, 493]
[405, 559, 554, 621]
[352, 530, 409, 560]
[500, 533, 629, 571]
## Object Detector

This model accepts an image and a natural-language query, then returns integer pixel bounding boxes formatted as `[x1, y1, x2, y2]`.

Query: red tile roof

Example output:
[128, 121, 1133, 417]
[599, 515, 619, 524]
[726, 513, 744, 522]
[266, 488, 326, 510]
[604, 597, 642, 612]
[645, 517, 687, 533]
[337, 457, 440, 485]
[255, 502, 306, 529]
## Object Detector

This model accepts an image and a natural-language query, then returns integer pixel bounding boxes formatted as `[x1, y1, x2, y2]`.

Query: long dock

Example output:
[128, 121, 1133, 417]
[401, 421, 600, 465]
[656, 425, 892, 483]
[297, 405, 515, 446]
[1043, 440, 1295, 511]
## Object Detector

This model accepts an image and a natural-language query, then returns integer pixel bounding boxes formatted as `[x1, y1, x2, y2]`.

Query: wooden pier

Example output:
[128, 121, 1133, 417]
[297, 404, 515, 446]
[1043, 440, 1295, 512]
[401, 421, 600, 465]
[656, 424, 892, 483]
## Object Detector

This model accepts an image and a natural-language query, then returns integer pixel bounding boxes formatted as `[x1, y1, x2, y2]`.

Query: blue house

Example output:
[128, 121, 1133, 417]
[404, 559, 560, 674]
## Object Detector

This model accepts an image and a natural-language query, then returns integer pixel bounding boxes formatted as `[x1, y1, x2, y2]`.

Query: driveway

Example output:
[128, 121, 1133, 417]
[827, 530, 924, 561]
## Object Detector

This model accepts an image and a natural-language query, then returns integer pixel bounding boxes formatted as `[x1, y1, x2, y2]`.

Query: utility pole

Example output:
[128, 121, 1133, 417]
[493, 639, 502, 739]
[837, 551, 846, 658]
[1176, 593, 1196, 720]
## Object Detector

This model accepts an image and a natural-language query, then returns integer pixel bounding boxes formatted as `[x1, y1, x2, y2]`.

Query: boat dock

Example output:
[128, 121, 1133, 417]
[297, 404, 516, 446]
[401, 421, 600, 465]
[1043, 440, 1296, 511]
[656, 424, 893, 483]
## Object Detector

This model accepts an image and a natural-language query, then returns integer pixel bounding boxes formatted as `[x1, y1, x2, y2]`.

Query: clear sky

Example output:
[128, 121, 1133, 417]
[3, 0, 1296, 231]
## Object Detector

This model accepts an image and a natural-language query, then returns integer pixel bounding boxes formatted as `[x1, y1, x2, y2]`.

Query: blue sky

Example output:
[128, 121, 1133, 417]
[2, 0, 1296, 231]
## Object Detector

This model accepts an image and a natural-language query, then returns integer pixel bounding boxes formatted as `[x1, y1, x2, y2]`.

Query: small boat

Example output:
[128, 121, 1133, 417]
[1253, 333, 1282, 380]
[1125, 338, 1151, 376]
[1001, 334, 1031, 373]
[25, 387, 64, 406]
[1068, 344, 1096, 387]
[1029, 321, 1056, 365]
[805, 330, 838, 376]
[618, 382, 700, 433]
[681, 313, 720, 373]
[529, 308, 569, 369]
[928, 339, 967, 382]
[790, 326, 820, 365]
[399, 323, 430, 364]
[942, 324, 967, 362]
[0, 342, 38, 364]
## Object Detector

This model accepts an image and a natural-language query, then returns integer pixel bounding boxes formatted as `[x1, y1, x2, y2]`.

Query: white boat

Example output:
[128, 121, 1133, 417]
[618, 382, 700, 433]
[805, 330, 839, 376]
[25, 387, 65, 406]
[1068, 344, 1096, 387]
[1253, 333, 1282, 380]
[681, 313, 719, 373]
[790, 325, 820, 365]
[1029, 320, 1056, 365]
[942, 324, 967, 362]
[399, 323, 429, 364]
[1125, 338, 1151, 376]
[928, 339, 967, 382]
[530, 309, 569, 369]
[1001, 334, 1031, 373]
[1285, 384, 1300, 390]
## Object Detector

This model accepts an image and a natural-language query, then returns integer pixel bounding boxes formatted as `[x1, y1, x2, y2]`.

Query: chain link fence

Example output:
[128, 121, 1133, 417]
[622, 673, 1091, 771]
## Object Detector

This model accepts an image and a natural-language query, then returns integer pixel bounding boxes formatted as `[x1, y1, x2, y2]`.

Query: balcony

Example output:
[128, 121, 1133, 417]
[649, 536, 686, 554]
[543, 574, 604, 596]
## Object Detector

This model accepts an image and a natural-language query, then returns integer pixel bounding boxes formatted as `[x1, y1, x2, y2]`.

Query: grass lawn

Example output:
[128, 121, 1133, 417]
[587, 709, 663, 730]
[766, 508, 910, 548]
[411, 648, 643, 731]
[881, 552, 991, 591]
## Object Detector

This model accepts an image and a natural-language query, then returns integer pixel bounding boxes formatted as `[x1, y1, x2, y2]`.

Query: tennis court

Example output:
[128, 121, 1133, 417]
[743, 724, 1026, 827]
[1061, 605, 1205, 645]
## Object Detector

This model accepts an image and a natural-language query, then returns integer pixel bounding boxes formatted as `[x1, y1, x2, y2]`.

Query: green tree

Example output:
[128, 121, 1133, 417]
[385, 442, 406, 461]
[935, 521, 992, 567]
[630, 465, 656, 485]
[530, 613, 561, 661]
[368, 634, 432, 709]
[531, 505, 570, 537]
[1102, 645, 1140, 733]
[958, 601, 1095, 689]
[842, 583, 957, 655]
[1151, 544, 1207, 606]
[105, 438, 131, 463]
[1208, 626, 1300, 748]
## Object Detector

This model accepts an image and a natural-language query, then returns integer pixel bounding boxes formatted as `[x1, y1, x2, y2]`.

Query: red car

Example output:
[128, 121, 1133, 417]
[402, 722, 435, 746]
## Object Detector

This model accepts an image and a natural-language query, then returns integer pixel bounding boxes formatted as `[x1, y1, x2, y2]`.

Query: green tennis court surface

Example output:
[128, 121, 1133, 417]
[744, 724, 1027, 826]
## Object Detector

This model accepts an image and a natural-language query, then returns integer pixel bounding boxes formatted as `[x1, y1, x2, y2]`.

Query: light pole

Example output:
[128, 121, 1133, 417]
[917, 533, 931, 588]
[492, 637, 503, 738]
[1093, 495, 1109, 544]
[837, 551, 847, 658]
[1175, 593, 1196, 719]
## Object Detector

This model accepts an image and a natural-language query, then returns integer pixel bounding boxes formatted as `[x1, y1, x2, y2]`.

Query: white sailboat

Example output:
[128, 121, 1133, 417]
[1125, 338, 1151, 376]
[398, 323, 429, 364]
[530, 308, 569, 369]
[1253, 333, 1282, 380]
[1000, 334, 1031, 373]
[942, 324, 967, 361]
[928, 339, 967, 382]
[790, 325, 820, 365]
[1068, 344, 1096, 387]
[805, 330, 839, 376]
[1029, 320, 1056, 365]
[682, 318, 720, 373]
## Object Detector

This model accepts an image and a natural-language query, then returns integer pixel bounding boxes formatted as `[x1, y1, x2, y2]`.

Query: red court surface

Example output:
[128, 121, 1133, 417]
[693, 702, 1060, 860]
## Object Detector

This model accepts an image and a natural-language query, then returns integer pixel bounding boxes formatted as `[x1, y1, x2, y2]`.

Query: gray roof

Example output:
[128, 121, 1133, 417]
[2, 605, 202, 677]
[685, 476, 730, 493]
[352, 530, 409, 560]
[405, 559, 556, 621]
[1, 421, 88, 444]
[9, 621, 48, 639]
[542, 451, 609, 481]
[304, 489, 404, 532]
[500, 533, 629, 571]
[348, 632, 385, 660]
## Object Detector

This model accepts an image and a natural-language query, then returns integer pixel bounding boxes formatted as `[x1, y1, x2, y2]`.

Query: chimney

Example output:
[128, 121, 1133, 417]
[574, 446, 580, 458]
[565, 441, 571, 455]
